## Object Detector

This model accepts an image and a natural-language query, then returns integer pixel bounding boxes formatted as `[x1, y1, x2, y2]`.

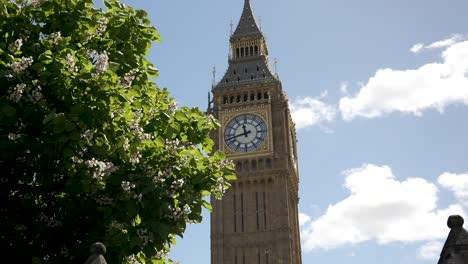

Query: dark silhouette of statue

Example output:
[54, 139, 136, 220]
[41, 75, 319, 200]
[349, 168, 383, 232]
[438, 215, 468, 264]
[84, 242, 107, 264]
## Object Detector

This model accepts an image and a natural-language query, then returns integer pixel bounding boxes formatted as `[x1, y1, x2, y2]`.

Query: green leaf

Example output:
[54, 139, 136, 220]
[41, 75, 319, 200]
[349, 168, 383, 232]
[165, 122, 180, 139]
[202, 200, 212, 211]
[225, 174, 237, 181]
[2, 104, 16, 116]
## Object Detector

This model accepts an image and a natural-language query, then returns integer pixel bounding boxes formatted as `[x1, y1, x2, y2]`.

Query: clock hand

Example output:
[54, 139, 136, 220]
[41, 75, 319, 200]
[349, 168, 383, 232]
[225, 130, 252, 141]
[242, 125, 254, 138]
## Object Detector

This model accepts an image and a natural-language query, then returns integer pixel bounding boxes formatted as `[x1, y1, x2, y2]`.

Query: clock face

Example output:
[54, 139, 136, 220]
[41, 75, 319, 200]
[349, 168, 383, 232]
[224, 114, 267, 153]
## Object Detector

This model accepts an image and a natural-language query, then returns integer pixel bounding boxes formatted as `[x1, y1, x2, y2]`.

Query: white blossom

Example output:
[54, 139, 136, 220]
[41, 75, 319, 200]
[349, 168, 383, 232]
[133, 193, 143, 202]
[155, 248, 168, 260]
[111, 108, 125, 119]
[220, 159, 235, 169]
[96, 17, 108, 37]
[40, 214, 62, 227]
[31, 86, 42, 102]
[50, 31, 61, 45]
[165, 138, 185, 154]
[65, 53, 75, 70]
[214, 177, 227, 198]
[129, 152, 141, 165]
[8, 56, 33, 74]
[81, 129, 94, 141]
[108, 220, 125, 230]
[95, 195, 113, 205]
[71, 156, 83, 164]
[125, 255, 140, 264]
[9, 38, 23, 53]
[30, 0, 42, 7]
[151, 170, 168, 184]
[137, 229, 149, 247]
[121, 181, 135, 192]
[172, 178, 184, 189]
[15, 224, 27, 231]
[122, 138, 130, 151]
[60, 246, 69, 257]
[95, 51, 108, 74]
[167, 100, 178, 114]
[84, 158, 118, 181]
[119, 69, 139, 90]
[8, 133, 21, 140]
[8, 83, 26, 103]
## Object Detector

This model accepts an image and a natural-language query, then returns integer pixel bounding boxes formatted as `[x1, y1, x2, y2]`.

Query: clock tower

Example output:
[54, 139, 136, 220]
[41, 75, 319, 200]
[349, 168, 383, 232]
[209, 0, 302, 263]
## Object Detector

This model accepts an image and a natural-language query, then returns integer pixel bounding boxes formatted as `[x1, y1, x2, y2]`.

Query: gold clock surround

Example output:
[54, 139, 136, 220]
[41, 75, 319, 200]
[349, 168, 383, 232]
[219, 104, 273, 158]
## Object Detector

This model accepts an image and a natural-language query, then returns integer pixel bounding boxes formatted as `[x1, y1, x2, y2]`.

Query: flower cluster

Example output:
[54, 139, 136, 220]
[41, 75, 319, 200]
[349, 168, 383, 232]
[8, 83, 26, 103]
[30, 0, 43, 8]
[31, 86, 43, 102]
[167, 100, 178, 114]
[122, 138, 130, 151]
[121, 181, 135, 192]
[50, 31, 61, 45]
[39, 214, 62, 228]
[125, 255, 140, 264]
[65, 53, 75, 70]
[8, 56, 33, 74]
[171, 178, 184, 190]
[80, 129, 94, 142]
[219, 159, 235, 170]
[129, 152, 142, 165]
[96, 17, 108, 37]
[95, 51, 108, 74]
[15, 224, 27, 231]
[108, 220, 125, 230]
[165, 138, 183, 155]
[167, 203, 191, 221]
[136, 228, 149, 247]
[84, 158, 117, 181]
[95, 195, 113, 205]
[9, 38, 23, 53]
[60, 247, 69, 257]
[119, 69, 139, 90]
[8, 133, 21, 140]
[214, 177, 227, 198]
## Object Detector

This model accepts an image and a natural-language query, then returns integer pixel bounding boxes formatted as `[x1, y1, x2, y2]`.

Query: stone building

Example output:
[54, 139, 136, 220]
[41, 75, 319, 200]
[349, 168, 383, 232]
[209, 0, 302, 263]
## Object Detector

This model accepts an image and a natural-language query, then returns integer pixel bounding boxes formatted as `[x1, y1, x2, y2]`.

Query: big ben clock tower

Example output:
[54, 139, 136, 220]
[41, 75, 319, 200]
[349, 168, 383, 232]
[209, 0, 302, 263]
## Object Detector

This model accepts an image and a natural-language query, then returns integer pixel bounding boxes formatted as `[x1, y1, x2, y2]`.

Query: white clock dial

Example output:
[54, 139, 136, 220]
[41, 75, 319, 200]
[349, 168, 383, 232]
[224, 114, 267, 152]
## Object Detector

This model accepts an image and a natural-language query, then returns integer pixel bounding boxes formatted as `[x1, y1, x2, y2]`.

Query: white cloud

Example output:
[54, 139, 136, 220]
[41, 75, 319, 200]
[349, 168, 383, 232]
[410, 43, 424, 53]
[427, 34, 463, 49]
[300, 164, 465, 251]
[299, 212, 311, 226]
[290, 96, 336, 129]
[339, 38, 468, 121]
[438, 172, 468, 206]
[410, 35, 463, 54]
[340, 82, 348, 94]
[418, 241, 444, 260]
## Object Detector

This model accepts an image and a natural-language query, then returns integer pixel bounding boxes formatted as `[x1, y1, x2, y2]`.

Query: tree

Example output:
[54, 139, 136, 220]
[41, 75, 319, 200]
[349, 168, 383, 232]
[0, 0, 235, 263]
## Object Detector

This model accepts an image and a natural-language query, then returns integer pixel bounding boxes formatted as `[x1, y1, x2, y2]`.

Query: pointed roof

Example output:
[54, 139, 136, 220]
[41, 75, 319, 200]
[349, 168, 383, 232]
[438, 215, 468, 264]
[231, 0, 262, 39]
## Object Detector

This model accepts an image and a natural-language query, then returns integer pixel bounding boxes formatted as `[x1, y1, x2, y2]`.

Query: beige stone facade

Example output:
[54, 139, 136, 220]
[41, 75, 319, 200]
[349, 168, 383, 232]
[210, 1, 302, 263]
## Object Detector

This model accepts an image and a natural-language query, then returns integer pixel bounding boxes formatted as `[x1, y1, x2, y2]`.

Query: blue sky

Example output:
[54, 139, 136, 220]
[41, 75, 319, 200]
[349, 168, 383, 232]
[121, 0, 468, 263]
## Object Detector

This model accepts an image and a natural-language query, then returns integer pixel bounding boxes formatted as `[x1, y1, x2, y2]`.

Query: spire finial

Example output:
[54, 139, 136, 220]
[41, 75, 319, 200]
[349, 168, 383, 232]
[230, 20, 234, 36]
[212, 67, 216, 87]
[274, 58, 278, 75]
[448, 215, 464, 229]
[231, 0, 262, 38]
